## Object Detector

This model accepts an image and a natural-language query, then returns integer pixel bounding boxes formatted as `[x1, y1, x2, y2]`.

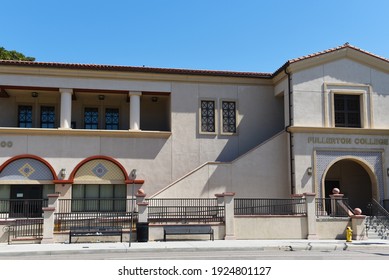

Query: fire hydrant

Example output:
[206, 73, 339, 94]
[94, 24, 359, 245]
[346, 226, 353, 242]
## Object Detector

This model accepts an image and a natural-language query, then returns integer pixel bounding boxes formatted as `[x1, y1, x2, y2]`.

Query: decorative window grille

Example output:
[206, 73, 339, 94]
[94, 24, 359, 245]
[334, 95, 361, 127]
[105, 108, 119, 130]
[18, 105, 33, 128]
[40, 106, 55, 128]
[201, 100, 215, 133]
[84, 108, 99, 129]
[222, 101, 236, 133]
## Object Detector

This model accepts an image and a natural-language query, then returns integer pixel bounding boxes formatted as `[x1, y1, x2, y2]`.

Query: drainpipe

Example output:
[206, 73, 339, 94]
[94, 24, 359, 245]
[284, 66, 295, 195]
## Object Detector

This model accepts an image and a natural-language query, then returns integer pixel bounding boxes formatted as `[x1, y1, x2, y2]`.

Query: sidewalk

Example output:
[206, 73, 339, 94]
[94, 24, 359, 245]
[1, 239, 389, 257]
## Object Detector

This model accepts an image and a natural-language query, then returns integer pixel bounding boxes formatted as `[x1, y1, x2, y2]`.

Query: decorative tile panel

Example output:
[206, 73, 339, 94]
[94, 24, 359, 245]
[74, 159, 125, 182]
[0, 158, 53, 180]
[315, 150, 384, 202]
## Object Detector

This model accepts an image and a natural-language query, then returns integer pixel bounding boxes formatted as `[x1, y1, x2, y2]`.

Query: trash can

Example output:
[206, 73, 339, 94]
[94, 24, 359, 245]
[136, 222, 149, 242]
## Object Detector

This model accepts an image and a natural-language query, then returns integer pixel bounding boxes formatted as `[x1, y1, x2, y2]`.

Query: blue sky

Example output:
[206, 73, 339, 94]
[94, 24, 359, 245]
[2, 0, 389, 73]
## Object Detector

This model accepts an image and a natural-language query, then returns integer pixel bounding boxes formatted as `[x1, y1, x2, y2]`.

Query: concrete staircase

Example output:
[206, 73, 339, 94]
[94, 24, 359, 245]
[366, 216, 389, 240]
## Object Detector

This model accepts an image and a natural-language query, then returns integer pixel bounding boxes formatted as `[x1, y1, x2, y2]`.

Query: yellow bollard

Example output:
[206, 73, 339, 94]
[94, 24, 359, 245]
[346, 226, 353, 242]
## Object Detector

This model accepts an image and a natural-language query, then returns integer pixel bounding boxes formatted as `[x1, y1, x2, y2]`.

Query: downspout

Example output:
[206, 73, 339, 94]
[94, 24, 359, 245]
[284, 66, 295, 195]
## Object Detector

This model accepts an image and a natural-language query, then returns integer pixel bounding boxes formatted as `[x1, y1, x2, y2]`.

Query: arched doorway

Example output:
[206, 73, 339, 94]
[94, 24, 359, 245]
[324, 159, 374, 214]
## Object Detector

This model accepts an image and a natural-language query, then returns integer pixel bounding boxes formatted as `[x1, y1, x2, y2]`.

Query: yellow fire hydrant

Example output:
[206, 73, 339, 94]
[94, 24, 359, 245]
[346, 226, 353, 242]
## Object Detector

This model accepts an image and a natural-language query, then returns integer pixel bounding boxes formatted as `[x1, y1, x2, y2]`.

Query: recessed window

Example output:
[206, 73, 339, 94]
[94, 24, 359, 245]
[200, 100, 216, 133]
[105, 108, 119, 130]
[40, 106, 55, 128]
[221, 101, 236, 134]
[334, 94, 361, 128]
[18, 105, 33, 128]
[71, 184, 126, 212]
[84, 107, 99, 129]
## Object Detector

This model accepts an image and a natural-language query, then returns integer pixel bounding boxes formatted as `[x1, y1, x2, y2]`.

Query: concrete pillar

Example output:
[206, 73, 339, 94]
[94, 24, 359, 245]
[137, 202, 149, 223]
[129, 91, 142, 130]
[304, 193, 318, 240]
[59, 88, 73, 129]
[329, 193, 345, 217]
[223, 192, 236, 240]
[41, 193, 60, 244]
[351, 208, 367, 240]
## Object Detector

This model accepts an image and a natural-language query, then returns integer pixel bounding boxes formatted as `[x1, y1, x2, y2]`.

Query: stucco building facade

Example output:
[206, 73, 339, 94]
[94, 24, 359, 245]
[0, 43, 388, 221]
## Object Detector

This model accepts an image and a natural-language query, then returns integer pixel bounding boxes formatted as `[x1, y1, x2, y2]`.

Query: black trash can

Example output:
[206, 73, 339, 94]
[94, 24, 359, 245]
[136, 222, 149, 242]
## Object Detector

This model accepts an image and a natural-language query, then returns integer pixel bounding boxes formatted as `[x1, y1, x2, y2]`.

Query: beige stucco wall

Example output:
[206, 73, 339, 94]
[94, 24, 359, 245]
[153, 132, 289, 198]
[292, 58, 389, 128]
[235, 216, 307, 239]
[0, 69, 285, 198]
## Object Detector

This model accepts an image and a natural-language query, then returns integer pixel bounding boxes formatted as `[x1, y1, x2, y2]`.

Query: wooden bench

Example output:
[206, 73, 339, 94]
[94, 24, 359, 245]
[163, 225, 214, 241]
[69, 226, 123, 244]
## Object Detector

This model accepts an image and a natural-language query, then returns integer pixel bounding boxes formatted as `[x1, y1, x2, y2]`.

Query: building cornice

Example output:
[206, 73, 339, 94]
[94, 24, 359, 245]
[0, 127, 172, 138]
[287, 126, 389, 135]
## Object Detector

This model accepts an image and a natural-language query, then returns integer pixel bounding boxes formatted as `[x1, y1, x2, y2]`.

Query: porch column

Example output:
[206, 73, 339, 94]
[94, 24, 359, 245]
[223, 192, 236, 240]
[304, 193, 318, 240]
[59, 88, 73, 129]
[129, 91, 142, 130]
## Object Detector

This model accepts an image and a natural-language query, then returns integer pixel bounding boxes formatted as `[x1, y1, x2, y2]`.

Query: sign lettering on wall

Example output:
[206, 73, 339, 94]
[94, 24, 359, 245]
[307, 137, 388, 145]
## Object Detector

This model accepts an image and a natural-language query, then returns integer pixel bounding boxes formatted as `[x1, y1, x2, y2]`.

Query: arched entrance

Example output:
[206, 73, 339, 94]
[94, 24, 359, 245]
[324, 159, 375, 214]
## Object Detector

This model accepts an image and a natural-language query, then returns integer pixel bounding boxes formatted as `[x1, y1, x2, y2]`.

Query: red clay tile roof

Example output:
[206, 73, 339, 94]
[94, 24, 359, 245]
[0, 59, 272, 79]
[1, 43, 389, 78]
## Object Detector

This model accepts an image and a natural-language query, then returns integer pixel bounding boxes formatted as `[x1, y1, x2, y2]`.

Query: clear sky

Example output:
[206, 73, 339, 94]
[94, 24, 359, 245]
[2, 0, 389, 73]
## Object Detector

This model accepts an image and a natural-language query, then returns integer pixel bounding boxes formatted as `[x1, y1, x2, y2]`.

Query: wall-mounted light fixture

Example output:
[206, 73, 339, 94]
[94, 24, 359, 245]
[307, 167, 312, 176]
[98, 95, 105, 100]
[60, 168, 66, 179]
[31, 92, 39, 98]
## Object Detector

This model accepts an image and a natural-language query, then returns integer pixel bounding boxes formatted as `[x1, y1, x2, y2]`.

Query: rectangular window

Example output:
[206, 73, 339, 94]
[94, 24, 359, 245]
[334, 95, 361, 127]
[221, 100, 237, 134]
[72, 184, 126, 212]
[200, 100, 216, 133]
[105, 108, 119, 130]
[84, 107, 99, 129]
[40, 106, 55, 128]
[18, 105, 33, 128]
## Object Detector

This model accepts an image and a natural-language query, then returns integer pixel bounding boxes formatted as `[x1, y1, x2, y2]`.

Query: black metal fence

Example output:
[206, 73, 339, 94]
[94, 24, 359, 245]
[58, 198, 135, 213]
[55, 212, 138, 231]
[147, 198, 224, 223]
[0, 199, 48, 219]
[234, 198, 306, 215]
[5, 218, 44, 242]
[315, 198, 354, 217]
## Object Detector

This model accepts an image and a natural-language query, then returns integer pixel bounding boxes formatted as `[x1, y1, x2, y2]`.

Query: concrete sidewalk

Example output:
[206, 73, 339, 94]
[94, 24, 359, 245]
[1, 239, 389, 257]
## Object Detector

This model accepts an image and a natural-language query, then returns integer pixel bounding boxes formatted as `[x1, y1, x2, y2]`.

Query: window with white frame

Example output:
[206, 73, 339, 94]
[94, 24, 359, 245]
[334, 94, 361, 128]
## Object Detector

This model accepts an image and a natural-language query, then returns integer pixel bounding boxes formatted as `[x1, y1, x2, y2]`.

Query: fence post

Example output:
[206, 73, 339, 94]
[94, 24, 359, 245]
[223, 192, 236, 240]
[41, 193, 60, 244]
[303, 193, 318, 240]
[329, 188, 344, 216]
